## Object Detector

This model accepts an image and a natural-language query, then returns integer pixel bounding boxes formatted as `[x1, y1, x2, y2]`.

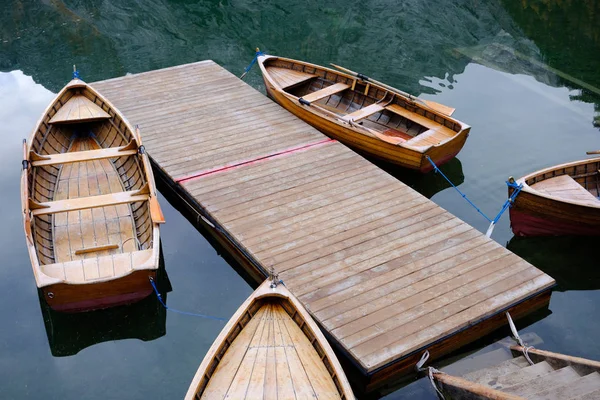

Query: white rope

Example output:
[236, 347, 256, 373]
[506, 312, 535, 365]
[416, 351, 446, 400]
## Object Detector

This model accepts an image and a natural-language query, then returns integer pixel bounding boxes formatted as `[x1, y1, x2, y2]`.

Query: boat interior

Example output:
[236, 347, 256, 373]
[264, 58, 463, 147]
[27, 85, 154, 283]
[525, 160, 600, 206]
[193, 297, 348, 399]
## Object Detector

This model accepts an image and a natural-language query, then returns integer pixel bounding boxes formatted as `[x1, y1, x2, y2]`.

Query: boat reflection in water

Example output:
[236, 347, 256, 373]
[507, 235, 600, 292]
[371, 156, 465, 199]
[38, 254, 171, 357]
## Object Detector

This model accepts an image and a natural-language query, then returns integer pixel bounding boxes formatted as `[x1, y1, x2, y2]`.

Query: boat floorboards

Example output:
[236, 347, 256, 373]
[53, 137, 137, 264]
[91, 61, 555, 388]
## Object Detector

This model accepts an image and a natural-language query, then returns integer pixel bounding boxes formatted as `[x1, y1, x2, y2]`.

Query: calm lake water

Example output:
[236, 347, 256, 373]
[1, 1, 599, 398]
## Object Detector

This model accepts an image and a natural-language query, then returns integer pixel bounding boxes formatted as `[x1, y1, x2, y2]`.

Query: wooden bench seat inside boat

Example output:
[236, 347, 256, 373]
[29, 141, 138, 167]
[302, 82, 350, 103]
[405, 126, 456, 147]
[29, 189, 150, 216]
[531, 175, 600, 205]
[49, 94, 111, 124]
[342, 102, 385, 122]
[41, 249, 154, 283]
[385, 103, 439, 130]
[267, 67, 318, 90]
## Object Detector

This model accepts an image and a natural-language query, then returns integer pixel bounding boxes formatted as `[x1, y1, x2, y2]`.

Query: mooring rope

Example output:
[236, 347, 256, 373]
[425, 156, 523, 238]
[416, 351, 446, 400]
[506, 312, 535, 365]
[73, 65, 80, 79]
[240, 48, 266, 80]
[149, 277, 226, 321]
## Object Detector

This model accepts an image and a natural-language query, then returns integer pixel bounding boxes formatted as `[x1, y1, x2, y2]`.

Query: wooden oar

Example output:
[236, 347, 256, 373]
[135, 127, 165, 224]
[330, 63, 456, 116]
[22, 139, 34, 245]
[586, 150, 600, 155]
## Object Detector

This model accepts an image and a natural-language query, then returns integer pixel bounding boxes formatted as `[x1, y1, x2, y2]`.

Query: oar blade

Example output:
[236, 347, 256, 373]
[423, 100, 455, 116]
[150, 196, 166, 224]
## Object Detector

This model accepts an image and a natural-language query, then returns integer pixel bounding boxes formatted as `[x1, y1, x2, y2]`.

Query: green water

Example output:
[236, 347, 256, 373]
[1, 0, 599, 398]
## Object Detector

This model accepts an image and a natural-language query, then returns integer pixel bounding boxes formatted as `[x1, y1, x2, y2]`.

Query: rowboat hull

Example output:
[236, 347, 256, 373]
[22, 77, 164, 312]
[185, 279, 355, 399]
[434, 345, 600, 399]
[258, 55, 470, 172]
[509, 158, 600, 236]
[41, 269, 156, 312]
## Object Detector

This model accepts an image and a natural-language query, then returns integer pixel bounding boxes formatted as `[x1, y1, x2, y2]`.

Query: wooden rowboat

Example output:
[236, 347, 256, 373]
[21, 75, 165, 312]
[257, 54, 471, 172]
[509, 157, 600, 236]
[185, 278, 355, 399]
[433, 346, 600, 399]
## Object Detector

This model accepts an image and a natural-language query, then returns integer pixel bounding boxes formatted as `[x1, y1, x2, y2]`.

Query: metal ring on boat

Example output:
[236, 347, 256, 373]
[47, 292, 54, 299]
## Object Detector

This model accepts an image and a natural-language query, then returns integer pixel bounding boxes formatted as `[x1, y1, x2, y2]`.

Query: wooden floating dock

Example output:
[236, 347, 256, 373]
[92, 60, 555, 392]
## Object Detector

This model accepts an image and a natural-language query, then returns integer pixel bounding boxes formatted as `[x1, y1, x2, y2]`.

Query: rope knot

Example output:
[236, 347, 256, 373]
[415, 351, 446, 399]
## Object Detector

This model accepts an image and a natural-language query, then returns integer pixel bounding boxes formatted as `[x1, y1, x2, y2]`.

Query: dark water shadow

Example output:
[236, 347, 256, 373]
[501, 0, 600, 129]
[39, 250, 172, 357]
[368, 156, 465, 199]
[507, 235, 600, 292]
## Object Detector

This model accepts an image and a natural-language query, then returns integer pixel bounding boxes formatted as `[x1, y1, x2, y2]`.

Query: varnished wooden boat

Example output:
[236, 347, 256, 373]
[21, 75, 165, 312]
[185, 278, 355, 399]
[257, 54, 471, 172]
[433, 346, 600, 399]
[509, 158, 600, 236]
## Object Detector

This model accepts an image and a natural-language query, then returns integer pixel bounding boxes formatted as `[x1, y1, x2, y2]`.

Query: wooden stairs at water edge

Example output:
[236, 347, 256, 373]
[434, 346, 600, 399]
[91, 60, 555, 392]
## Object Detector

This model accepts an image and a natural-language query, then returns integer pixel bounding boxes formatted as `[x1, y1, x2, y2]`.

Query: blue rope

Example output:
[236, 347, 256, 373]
[426, 156, 523, 225]
[240, 49, 266, 79]
[73, 69, 80, 79]
[149, 278, 226, 321]
[492, 180, 523, 224]
[426, 156, 493, 223]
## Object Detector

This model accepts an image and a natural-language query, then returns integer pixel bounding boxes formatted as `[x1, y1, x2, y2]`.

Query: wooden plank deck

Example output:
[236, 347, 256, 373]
[92, 60, 555, 392]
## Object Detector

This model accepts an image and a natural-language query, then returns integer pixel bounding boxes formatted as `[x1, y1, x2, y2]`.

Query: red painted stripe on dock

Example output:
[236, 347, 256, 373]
[175, 138, 336, 184]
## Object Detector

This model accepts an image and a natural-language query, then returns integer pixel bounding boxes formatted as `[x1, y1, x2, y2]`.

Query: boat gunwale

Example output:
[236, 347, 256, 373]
[515, 156, 600, 210]
[257, 54, 470, 154]
[185, 279, 355, 400]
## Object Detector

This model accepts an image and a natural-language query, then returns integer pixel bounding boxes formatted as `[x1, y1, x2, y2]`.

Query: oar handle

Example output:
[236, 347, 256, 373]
[587, 150, 600, 155]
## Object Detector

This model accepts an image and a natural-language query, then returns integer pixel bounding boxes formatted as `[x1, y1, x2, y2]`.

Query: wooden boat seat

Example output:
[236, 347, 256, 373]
[41, 249, 154, 283]
[29, 188, 150, 216]
[30, 141, 138, 167]
[267, 67, 318, 90]
[385, 103, 439, 130]
[405, 126, 456, 147]
[531, 175, 600, 205]
[49, 94, 111, 124]
[301, 83, 350, 103]
[342, 103, 385, 122]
